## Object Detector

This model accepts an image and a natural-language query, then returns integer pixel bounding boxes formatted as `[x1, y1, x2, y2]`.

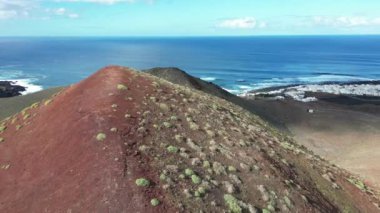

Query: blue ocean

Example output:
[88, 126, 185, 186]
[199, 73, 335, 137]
[0, 36, 380, 94]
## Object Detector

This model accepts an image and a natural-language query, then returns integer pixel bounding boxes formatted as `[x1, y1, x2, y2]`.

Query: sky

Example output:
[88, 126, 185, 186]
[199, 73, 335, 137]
[0, 0, 380, 36]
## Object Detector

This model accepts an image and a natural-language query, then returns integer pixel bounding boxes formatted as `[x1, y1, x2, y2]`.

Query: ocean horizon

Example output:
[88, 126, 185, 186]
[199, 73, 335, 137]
[1, 35, 380, 94]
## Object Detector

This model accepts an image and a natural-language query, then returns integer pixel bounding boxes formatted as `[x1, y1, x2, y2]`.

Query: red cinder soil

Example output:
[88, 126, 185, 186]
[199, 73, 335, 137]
[0, 66, 173, 213]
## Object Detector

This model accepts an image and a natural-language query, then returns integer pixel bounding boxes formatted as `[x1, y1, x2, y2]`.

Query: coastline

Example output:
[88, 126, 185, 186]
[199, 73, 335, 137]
[0, 80, 43, 98]
[240, 80, 380, 102]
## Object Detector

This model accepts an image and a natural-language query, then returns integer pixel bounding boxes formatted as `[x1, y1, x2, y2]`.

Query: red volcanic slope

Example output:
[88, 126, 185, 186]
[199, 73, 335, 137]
[0, 66, 172, 212]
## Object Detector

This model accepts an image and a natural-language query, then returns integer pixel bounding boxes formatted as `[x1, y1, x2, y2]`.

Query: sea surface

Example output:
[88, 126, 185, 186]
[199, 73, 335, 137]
[0, 36, 380, 94]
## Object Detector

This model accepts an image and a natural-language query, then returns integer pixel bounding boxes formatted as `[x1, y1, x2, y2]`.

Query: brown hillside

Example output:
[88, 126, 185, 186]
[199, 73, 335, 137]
[0, 66, 379, 212]
[145, 67, 288, 131]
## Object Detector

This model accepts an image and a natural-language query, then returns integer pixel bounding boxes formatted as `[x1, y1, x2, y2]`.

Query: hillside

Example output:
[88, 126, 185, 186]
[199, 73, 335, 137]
[0, 66, 379, 212]
[145, 67, 288, 130]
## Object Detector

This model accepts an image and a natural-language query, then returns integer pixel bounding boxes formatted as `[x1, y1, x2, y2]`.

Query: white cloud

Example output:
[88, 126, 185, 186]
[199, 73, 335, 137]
[313, 16, 380, 27]
[0, 0, 32, 19]
[217, 17, 266, 29]
[45, 7, 80, 19]
[0, 10, 17, 19]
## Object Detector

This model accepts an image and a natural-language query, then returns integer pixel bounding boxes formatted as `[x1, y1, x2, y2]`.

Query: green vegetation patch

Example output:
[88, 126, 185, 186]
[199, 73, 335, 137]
[44, 99, 52, 106]
[163, 122, 173, 128]
[185, 168, 195, 176]
[135, 178, 150, 187]
[262, 209, 271, 213]
[31, 102, 40, 109]
[197, 186, 206, 195]
[281, 142, 293, 150]
[96, 133, 106, 141]
[160, 173, 167, 181]
[117, 84, 128, 90]
[0, 138, 4, 143]
[151, 198, 160, 206]
[159, 103, 170, 112]
[191, 174, 201, 184]
[0, 125, 6, 132]
[189, 122, 199, 131]
[203, 161, 211, 168]
[224, 194, 242, 213]
[23, 114, 30, 120]
[228, 166, 237, 172]
[347, 177, 367, 192]
[167, 145, 179, 153]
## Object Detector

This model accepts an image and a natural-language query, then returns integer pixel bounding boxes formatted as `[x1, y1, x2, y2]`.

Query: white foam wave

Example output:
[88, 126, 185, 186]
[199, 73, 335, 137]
[0, 70, 25, 80]
[222, 88, 241, 94]
[250, 74, 374, 90]
[200, 77, 216, 82]
[7, 79, 43, 95]
[0, 69, 44, 95]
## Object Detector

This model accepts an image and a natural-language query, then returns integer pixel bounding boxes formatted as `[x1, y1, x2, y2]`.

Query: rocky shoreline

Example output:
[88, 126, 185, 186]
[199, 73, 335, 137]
[0, 81, 26, 98]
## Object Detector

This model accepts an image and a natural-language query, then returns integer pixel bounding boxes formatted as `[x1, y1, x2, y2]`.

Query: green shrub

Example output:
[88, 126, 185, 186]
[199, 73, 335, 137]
[135, 178, 150, 187]
[159, 103, 170, 112]
[96, 133, 106, 141]
[198, 186, 206, 194]
[228, 166, 237, 172]
[23, 114, 30, 120]
[150, 198, 160, 206]
[203, 161, 211, 168]
[44, 99, 52, 106]
[163, 122, 172, 128]
[191, 175, 201, 184]
[174, 134, 184, 143]
[262, 209, 270, 213]
[167, 145, 179, 153]
[16, 125, 22, 130]
[31, 102, 39, 109]
[160, 173, 167, 181]
[224, 194, 242, 213]
[117, 84, 128, 90]
[185, 168, 194, 176]
[189, 122, 199, 130]
[347, 178, 367, 191]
